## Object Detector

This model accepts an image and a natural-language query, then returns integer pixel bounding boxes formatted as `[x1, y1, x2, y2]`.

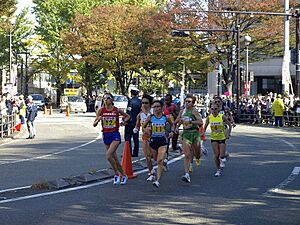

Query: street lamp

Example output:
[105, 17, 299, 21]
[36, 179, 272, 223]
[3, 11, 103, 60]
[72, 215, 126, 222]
[244, 33, 251, 96]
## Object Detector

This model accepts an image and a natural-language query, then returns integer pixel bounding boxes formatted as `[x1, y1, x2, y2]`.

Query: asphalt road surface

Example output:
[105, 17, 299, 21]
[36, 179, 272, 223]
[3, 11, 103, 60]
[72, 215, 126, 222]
[0, 112, 299, 225]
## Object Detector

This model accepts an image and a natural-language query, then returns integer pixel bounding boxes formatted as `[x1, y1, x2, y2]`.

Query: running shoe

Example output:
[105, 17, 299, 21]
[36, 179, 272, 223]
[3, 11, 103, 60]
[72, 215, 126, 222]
[181, 173, 191, 183]
[220, 159, 226, 169]
[153, 180, 160, 188]
[113, 175, 120, 185]
[189, 163, 193, 173]
[120, 175, 128, 185]
[146, 174, 155, 182]
[196, 159, 201, 167]
[214, 169, 221, 177]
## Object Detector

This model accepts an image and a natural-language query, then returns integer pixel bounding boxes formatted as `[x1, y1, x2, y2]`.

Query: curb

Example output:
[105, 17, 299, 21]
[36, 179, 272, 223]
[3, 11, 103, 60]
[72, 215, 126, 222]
[0, 149, 182, 200]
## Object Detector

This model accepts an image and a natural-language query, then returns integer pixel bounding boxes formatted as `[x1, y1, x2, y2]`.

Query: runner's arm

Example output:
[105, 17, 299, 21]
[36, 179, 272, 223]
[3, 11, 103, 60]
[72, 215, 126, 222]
[222, 115, 232, 137]
[93, 108, 102, 127]
[192, 109, 204, 126]
[202, 116, 210, 135]
[119, 109, 131, 126]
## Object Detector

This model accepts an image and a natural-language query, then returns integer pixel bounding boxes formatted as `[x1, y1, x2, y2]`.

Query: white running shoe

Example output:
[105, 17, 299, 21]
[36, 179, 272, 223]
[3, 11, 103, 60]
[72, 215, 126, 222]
[214, 169, 221, 177]
[146, 174, 155, 182]
[220, 159, 226, 169]
[181, 173, 191, 183]
[153, 180, 160, 188]
[120, 175, 128, 185]
[113, 175, 120, 185]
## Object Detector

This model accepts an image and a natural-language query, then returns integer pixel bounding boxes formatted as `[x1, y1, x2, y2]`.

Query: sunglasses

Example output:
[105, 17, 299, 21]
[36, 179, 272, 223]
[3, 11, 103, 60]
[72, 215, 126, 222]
[104, 96, 112, 100]
[142, 102, 149, 104]
[185, 100, 192, 103]
[211, 108, 218, 110]
[153, 105, 161, 108]
[215, 101, 221, 103]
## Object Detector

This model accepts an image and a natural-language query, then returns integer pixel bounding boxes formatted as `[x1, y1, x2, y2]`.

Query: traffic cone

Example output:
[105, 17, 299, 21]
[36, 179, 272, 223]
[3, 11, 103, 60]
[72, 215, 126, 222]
[121, 141, 137, 179]
[66, 105, 70, 117]
[15, 123, 22, 132]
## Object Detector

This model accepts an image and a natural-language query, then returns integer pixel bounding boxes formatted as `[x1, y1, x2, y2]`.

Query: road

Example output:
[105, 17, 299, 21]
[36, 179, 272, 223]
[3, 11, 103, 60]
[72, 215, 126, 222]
[0, 112, 299, 225]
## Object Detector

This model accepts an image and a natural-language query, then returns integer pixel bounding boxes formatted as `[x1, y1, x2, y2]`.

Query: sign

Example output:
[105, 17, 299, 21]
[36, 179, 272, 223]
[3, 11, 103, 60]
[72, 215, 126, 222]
[244, 81, 251, 96]
[249, 71, 254, 82]
[64, 88, 79, 96]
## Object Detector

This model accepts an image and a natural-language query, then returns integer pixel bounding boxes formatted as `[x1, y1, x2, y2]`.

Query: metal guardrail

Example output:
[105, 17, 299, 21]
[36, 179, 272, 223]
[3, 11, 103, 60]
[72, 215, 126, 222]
[236, 112, 300, 126]
[0, 113, 17, 139]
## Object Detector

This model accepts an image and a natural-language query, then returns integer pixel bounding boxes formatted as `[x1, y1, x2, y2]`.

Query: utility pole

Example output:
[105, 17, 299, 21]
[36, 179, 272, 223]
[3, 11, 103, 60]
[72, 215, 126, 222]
[296, 9, 300, 96]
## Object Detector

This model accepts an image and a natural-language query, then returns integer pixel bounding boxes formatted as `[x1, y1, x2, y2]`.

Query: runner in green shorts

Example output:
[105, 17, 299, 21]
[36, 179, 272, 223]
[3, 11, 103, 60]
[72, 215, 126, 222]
[173, 94, 203, 183]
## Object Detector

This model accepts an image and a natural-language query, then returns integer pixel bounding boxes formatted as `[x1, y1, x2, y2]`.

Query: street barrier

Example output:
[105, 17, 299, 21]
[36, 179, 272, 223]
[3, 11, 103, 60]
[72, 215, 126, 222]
[0, 112, 18, 139]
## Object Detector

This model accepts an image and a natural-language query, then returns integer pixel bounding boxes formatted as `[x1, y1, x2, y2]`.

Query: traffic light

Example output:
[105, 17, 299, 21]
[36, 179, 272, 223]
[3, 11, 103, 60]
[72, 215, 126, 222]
[240, 67, 245, 80]
[232, 45, 236, 65]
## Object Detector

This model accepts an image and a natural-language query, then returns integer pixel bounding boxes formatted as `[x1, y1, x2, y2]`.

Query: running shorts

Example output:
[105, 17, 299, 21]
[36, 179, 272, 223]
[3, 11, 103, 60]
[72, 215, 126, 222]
[211, 139, 226, 144]
[150, 137, 168, 151]
[103, 131, 121, 145]
[182, 131, 200, 145]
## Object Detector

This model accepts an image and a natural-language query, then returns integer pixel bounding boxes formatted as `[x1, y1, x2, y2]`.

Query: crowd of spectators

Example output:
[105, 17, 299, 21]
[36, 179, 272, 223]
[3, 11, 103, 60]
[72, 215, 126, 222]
[191, 93, 300, 127]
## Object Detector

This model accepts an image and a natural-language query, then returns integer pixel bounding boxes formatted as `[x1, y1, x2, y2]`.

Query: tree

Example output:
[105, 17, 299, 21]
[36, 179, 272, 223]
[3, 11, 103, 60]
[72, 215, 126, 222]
[172, 0, 298, 95]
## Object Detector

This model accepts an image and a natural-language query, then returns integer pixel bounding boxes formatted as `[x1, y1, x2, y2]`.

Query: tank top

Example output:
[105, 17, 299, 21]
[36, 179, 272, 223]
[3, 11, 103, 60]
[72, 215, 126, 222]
[140, 111, 151, 128]
[150, 114, 167, 138]
[101, 106, 119, 133]
[163, 104, 175, 122]
[182, 108, 198, 131]
[209, 113, 225, 140]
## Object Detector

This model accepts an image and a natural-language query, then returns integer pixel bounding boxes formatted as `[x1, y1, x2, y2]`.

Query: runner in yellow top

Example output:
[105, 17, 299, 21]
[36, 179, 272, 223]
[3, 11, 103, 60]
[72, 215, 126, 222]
[202, 104, 232, 177]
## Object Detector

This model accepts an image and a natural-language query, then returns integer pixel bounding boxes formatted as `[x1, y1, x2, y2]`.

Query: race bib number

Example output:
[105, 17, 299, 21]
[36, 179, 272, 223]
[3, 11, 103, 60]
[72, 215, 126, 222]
[152, 123, 165, 136]
[211, 122, 222, 133]
[103, 117, 117, 128]
[182, 116, 192, 129]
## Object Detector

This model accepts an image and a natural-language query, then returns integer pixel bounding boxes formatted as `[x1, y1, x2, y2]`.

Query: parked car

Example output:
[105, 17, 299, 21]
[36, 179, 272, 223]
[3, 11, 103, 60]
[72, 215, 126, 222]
[31, 94, 45, 111]
[94, 94, 128, 111]
[59, 96, 87, 113]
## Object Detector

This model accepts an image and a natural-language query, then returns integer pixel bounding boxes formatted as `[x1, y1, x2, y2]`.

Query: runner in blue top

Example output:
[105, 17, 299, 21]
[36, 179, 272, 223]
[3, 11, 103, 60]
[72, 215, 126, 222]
[142, 100, 174, 188]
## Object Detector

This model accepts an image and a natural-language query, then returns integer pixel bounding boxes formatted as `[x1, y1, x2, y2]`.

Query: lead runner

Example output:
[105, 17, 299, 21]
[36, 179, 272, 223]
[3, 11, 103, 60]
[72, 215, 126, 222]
[93, 92, 131, 185]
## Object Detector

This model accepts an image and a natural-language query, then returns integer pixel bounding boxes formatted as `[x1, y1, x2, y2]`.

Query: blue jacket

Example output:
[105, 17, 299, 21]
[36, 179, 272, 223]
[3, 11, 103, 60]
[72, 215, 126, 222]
[26, 103, 38, 122]
[126, 96, 141, 127]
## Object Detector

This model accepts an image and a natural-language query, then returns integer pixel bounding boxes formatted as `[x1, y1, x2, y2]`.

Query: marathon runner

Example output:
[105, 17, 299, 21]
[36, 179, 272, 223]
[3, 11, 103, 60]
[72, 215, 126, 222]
[202, 103, 232, 177]
[173, 94, 203, 183]
[93, 93, 131, 185]
[134, 94, 155, 182]
[142, 100, 174, 188]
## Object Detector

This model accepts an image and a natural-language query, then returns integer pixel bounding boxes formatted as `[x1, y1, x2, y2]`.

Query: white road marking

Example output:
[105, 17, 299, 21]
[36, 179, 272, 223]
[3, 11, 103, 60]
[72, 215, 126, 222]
[281, 139, 298, 151]
[0, 155, 184, 204]
[0, 136, 102, 166]
[264, 166, 300, 196]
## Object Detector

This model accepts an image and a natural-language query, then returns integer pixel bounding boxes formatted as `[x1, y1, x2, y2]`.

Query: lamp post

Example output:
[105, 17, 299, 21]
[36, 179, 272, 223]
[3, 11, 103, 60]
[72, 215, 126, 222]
[244, 34, 251, 96]
[295, 9, 300, 97]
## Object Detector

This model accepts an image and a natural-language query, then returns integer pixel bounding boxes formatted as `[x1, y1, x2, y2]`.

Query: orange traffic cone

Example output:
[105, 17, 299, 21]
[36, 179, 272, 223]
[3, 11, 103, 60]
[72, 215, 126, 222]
[199, 125, 206, 141]
[121, 141, 137, 179]
[15, 123, 22, 132]
[66, 105, 70, 117]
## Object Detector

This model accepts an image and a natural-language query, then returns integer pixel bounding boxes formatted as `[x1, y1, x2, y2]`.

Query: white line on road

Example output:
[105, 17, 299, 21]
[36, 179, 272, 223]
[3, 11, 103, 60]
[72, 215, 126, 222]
[281, 139, 299, 151]
[0, 155, 184, 204]
[0, 135, 102, 166]
[263, 166, 300, 196]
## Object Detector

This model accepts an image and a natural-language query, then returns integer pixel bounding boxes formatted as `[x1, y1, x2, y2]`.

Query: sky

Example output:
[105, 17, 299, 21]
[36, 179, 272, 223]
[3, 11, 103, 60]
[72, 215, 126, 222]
[16, 0, 33, 15]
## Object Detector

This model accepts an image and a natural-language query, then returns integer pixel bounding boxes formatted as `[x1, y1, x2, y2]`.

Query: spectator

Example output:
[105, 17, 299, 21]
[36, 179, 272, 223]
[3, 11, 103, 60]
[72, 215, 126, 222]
[26, 95, 38, 139]
[272, 94, 285, 127]
[125, 87, 142, 157]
